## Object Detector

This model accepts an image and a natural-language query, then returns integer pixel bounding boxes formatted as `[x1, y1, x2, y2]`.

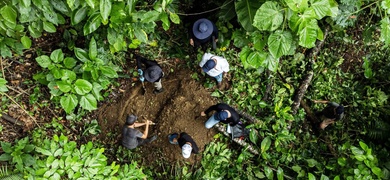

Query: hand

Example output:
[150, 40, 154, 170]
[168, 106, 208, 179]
[200, 111, 206, 116]
[215, 38, 218, 42]
[139, 76, 145, 82]
[190, 39, 194, 46]
[138, 69, 143, 76]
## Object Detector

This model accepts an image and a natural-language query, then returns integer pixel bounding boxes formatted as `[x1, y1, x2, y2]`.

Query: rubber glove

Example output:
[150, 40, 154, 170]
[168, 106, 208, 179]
[138, 69, 143, 76]
[139, 76, 144, 82]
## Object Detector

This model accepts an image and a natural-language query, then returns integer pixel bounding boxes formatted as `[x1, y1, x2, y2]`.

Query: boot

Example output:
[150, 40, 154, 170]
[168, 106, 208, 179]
[153, 88, 164, 94]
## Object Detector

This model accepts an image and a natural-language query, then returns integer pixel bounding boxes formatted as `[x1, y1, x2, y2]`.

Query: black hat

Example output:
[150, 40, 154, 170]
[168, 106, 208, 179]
[215, 111, 228, 120]
[144, 65, 162, 82]
[336, 105, 344, 115]
[126, 114, 137, 125]
[202, 59, 216, 73]
[193, 18, 213, 40]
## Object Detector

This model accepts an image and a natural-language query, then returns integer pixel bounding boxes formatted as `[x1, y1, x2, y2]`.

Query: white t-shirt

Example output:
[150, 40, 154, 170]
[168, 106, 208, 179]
[199, 53, 229, 77]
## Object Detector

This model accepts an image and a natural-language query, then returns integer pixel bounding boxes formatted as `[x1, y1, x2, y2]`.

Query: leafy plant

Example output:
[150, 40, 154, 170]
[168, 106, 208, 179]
[34, 38, 119, 114]
[0, 137, 36, 172]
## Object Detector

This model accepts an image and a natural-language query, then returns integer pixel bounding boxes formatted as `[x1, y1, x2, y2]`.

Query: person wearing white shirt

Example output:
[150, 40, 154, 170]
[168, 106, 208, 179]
[199, 53, 229, 88]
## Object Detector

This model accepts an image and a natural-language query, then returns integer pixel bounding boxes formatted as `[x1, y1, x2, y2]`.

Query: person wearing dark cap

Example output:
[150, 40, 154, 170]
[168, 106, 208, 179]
[135, 54, 164, 94]
[122, 114, 157, 150]
[200, 103, 240, 133]
[313, 100, 345, 129]
[168, 132, 199, 159]
[199, 53, 229, 89]
[190, 18, 218, 50]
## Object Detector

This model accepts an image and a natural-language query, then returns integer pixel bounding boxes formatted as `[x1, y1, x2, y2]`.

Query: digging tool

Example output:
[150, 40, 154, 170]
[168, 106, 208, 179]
[141, 81, 146, 95]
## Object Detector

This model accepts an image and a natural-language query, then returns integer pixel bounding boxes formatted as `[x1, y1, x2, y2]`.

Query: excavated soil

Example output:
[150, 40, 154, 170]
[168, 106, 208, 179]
[96, 67, 218, 164]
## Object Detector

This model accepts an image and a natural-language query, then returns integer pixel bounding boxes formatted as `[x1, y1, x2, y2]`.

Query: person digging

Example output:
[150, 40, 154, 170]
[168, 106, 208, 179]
[313, 100, 345, 130]
[135, 54, 164, 94]
[168, 132, 199, 159]
[189, 18, 218, 50]
[200, 103, 240, 133]
[122, 114, 157, 150]
[199, 53, 229, 90]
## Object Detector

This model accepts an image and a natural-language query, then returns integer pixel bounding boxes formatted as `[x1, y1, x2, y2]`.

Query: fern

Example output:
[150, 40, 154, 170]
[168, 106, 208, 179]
[0, 165, 22, 180]
[367, 120, 390, 140]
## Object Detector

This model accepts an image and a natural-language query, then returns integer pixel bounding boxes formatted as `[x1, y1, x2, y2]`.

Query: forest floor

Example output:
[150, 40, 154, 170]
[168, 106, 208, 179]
[0, 49, 233, 165]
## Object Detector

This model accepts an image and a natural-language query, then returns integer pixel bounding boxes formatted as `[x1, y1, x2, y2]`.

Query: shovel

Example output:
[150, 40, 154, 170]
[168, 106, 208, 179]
[141, 81, 146, 95]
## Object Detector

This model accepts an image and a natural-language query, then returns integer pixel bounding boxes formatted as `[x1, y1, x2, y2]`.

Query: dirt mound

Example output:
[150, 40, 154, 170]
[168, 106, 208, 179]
[97, 67, 218, 163]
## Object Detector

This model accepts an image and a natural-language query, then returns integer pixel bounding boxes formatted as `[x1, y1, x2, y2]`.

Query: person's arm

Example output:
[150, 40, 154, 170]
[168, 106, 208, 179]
[199, 53, 212, 67]
[313, 100, 329, 104]
[212, 23, 218, 39]
[202, 104, 218, 116]
[192, 141, 199, 154]
[136, 55, 158, 69]
[140, 120, 151, 139]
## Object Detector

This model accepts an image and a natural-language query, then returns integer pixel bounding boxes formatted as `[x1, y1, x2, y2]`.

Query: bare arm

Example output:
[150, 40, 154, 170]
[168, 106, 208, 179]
[133, 122, 146, 128]
[140, 121, 150, 139]
[313, 100, 329, 104]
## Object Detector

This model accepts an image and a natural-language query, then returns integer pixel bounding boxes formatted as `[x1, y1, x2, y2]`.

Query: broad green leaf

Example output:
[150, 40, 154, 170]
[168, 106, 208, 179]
[35, 147, 53, 156]
[71, 6, 88, 25]
[253, 1, 283, 31]
[277, 167, 284, 180]
[306, 159, 318, 167]
[0, 78, 8, 92]
[239, 46, 252, 69]
[21, 0, 31, 7]
[0, 154, 12, 161]
[355, 155, 366, 161]
[380, 17, 390, 45]
[247, 51, 267, 68]
[288, 10, 316, 32]
[89, 38, 97, 60]
[308, 173, 316, 180]
[51, 1, 69, 14]
[83, 12, 102, 35]
[21, 154, 35, 166]
[218, 0, 236, 21]
[142, 10, 160, 23]
[64, 57, 77, 69]
[74, 48, 89, 62]
[61, 69, 77, 81]
[261, 136, 271, 153]
[298, 18, 319, 48]
[48, 81, 62, 96]
[0, 45, 12, 58]
[43, 11, 59, 25]
[127, 0, 136, 15]
[372, 167, 382, 177]
[28, 24, 42, 38]
[285, 0, 308, 12]
[60, 94, 78, 114]
[169, 12, 180, 24]
[134, 28, 148, 43]
[262, 54, 278, 72]
[359, 141, 369, 151]
[100, 66, 118, 78]
[57, 81, 72, 93]
[264, 166, 274, 179]
[251, 31, 266, 51]
[160, 12, 170, 31]
[74, 79, 93, 95]
[337, 157, 346, 166]
[268, 30, 293, 58]
[0, 6, 17, 29]
[351, 146, 364, 155]
[235, 0, 262, 32]
[92, 82, 103, 101]
[79, 94, 97, 111]
[311, 0, 332, 19]
[100, 0, 112, 25]
[51, 68, 62, 79]
[232, 30, 250, 48]
[249, 130, 258, 144]
[50, 49, 64, 63]
[21, 36, 32, 48]
[36, 55, 51, 68]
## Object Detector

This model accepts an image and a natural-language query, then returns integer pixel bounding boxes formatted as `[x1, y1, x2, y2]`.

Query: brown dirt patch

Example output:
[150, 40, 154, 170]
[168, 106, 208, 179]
[96, 67, 218, 164]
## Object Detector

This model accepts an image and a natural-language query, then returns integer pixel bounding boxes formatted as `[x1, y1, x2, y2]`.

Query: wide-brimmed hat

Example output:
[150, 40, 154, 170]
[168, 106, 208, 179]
[126, 114, 137, 125]
[202, 59, 216, 73]
[193, 18, 213, 40]
[336, 105, 344, 115]
[182, 144, 192, 158]
[168, 133, 179, 145]
[144, 65, 162, 82]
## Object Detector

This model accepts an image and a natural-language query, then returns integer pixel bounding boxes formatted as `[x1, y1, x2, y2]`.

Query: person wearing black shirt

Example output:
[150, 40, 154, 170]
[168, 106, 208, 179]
[135, 54, 164, 94]
[168, 132, 199, 158]
[200, 103, 240, 133]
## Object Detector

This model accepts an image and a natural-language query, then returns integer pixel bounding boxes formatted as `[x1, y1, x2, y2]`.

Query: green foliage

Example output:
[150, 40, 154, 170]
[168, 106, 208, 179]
[0, 134, 146, 179]
[33, 38, 120, 114]
[0, 78, 8, 92]
[199, 142, 233, 179]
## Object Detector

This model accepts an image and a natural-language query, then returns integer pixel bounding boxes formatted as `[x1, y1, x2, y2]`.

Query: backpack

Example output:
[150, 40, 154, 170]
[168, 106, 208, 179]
[231, 123, 250, 139]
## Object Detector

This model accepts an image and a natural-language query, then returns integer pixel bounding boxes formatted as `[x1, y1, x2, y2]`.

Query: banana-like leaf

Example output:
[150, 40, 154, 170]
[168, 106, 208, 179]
[235, 0, 262, 32]
[218, 0, 236, 21]
[253, 1, 283, 31]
